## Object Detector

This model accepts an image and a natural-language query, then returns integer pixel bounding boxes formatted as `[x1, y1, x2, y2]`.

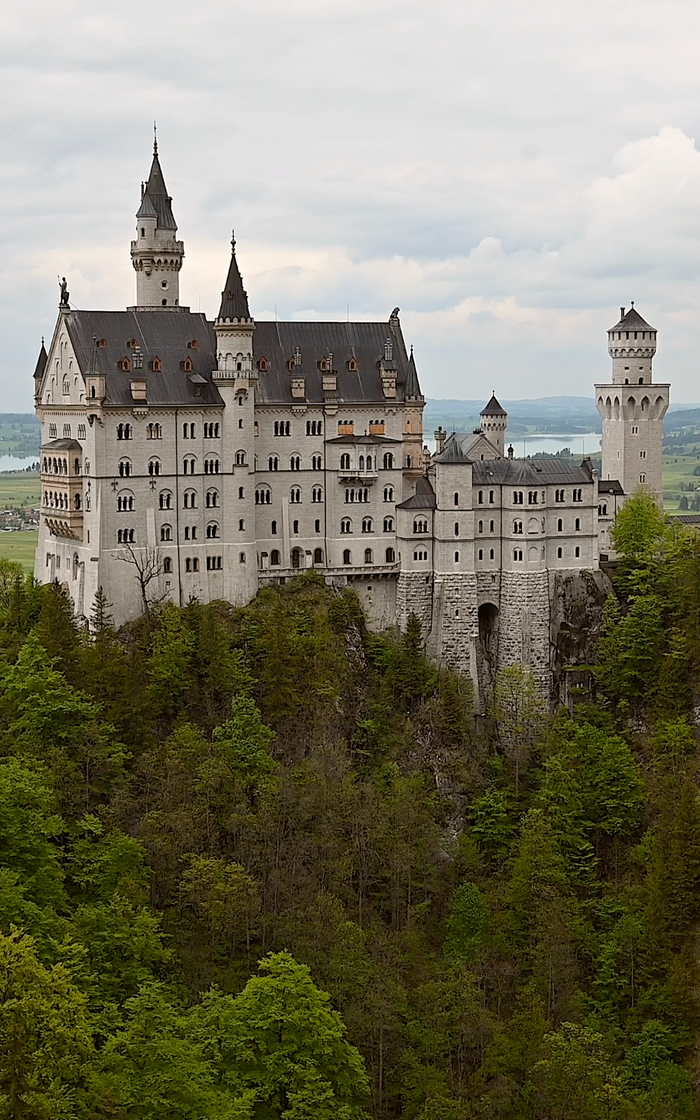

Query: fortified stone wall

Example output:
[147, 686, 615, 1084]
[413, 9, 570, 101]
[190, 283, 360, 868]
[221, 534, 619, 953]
[496, 570, 552, 698]
[396, 571, 434, 635]
[430, 573, 479, 688]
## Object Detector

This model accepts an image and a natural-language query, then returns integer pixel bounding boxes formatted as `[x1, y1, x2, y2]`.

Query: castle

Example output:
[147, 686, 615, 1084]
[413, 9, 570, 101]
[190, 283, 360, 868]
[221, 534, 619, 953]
[33, 143, 670, 707]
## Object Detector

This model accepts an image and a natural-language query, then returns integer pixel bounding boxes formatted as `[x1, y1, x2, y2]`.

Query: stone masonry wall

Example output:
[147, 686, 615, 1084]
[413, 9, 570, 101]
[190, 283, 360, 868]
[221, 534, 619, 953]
[430, 573, 479, 693]
[497, 570, 552, 699]
[396, 571, 434, 637]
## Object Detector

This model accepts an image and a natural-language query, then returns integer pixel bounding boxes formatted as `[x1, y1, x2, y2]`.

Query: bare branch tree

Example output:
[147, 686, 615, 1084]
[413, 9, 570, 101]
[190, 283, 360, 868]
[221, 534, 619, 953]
[116, 541, 170, 614]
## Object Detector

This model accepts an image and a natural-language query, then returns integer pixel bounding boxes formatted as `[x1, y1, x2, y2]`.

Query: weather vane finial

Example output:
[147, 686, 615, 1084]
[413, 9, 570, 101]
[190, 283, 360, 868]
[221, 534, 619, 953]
[231, 229, 236, 251]
[153, 120, 158, 155]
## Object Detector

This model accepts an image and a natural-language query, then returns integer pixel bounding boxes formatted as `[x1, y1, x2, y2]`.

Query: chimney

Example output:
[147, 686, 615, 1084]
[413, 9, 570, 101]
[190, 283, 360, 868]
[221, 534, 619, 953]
[620, 306, 625, 319]
[434, 426, 446, 454]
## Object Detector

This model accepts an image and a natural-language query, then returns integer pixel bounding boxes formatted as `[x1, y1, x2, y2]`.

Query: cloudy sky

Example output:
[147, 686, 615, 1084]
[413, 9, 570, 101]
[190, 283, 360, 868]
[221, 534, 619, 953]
[3, 0, 700, 410]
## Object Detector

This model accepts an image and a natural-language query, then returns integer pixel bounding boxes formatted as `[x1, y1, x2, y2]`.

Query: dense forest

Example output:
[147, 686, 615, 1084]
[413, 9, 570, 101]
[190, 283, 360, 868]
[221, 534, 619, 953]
[3, 492, 700, 1118]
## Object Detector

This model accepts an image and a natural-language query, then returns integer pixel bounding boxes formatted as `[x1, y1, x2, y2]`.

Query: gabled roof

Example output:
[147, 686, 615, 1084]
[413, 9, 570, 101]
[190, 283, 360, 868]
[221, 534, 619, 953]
[397, 476, 436, 510]
[608, 305, 655, 333]
[217, 236, 251, 322]
[480, 393, 507, 416]
[137, 142, 177, 231]
[41, 438, 82, 451]
[472, 458, 594, 485]
[33, 341, 47, 381]
[433, 436, 472, 464]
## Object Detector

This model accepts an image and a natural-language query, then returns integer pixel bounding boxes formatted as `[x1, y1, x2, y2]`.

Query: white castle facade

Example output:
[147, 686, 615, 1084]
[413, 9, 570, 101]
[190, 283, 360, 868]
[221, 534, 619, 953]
[33, 144, 670, 707]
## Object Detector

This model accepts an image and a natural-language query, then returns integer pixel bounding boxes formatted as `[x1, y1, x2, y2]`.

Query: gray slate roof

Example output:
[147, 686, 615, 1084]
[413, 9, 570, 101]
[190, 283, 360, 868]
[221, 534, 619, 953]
[63, 310, 224, 409]
[42, 438, 82, 451]
[55, 309, 421, 409]
[33, 341, 47, 381]
[471, 458, 594, 485]
[136, 144, 177, 231]
[397, 476, 436, 510]
[433, 436, 472, 464]
[326, 433, 400, 445]
[480, 393, 507, 416]
[404, 348, 422, 399]
[608, 305, 655, 333]
[598, 479, 624, 495]
[253, 319, 419, 405]
[217, 238, 251, 322]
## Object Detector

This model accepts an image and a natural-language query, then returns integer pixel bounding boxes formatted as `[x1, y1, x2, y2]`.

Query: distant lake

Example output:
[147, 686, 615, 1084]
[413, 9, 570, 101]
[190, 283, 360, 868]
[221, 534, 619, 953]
[0, 457, 39, 472]
[425, 432, 602, 457]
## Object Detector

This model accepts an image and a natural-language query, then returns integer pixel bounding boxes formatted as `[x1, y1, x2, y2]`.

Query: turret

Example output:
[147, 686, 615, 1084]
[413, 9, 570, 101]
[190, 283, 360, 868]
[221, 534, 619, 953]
[480, 393, 508, 457]
[607, 303, 657, 385]
[129, 136, 185, 310]
[213, 234, 255, 381]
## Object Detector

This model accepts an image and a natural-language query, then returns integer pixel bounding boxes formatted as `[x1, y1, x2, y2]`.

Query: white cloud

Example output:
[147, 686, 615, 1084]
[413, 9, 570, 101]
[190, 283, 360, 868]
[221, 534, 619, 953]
[2, 0, 700, 407]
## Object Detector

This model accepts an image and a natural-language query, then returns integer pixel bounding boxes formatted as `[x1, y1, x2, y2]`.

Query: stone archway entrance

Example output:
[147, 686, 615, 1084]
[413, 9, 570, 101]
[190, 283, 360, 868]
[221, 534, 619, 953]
[478, 602, 499, 666]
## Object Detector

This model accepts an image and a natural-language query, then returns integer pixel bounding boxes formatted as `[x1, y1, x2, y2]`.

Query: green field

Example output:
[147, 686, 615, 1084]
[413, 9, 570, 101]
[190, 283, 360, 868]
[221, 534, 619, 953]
[0, 471, 41, 508]
[663, 454, 700, 513]
[0, 530, 38, 573]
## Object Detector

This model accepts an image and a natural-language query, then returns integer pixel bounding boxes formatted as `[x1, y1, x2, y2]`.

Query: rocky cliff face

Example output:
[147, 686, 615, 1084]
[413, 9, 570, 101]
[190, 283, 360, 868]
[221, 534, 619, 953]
[549, 568, 613, 708]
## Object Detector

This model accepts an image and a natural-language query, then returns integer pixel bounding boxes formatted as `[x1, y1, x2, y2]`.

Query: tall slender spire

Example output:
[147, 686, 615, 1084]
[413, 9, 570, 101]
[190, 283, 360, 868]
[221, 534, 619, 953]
[130, 137, 185, 310]
[217, 232, 251, 321]
[137, 142, 177, 231]
[404, 344, 422, 399]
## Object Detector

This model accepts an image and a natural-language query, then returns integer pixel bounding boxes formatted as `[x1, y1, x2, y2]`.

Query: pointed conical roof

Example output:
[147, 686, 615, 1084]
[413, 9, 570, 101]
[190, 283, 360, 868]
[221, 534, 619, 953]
[217, 235, 251, 321]
[33, 340, 47, 381]
[609, 305, 655, 333]
[404, 346, 423, 398]
[136, 141, 177, 231]
[480, 393, 507, 417]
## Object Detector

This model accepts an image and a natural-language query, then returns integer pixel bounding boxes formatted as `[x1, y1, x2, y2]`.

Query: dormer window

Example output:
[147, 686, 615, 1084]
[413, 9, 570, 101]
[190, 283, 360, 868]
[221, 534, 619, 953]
[151, 357, 162, 372]
[287, 358, 295, 372]
[258, 356, 269, 372]
[318, 357, 330, 372]
[347, 358, 358, 371]
[188, 339, 199, 350]
[182, 358, 193, 372]
[127, 338, 139, 349]
[119, 357, 131, 372]
[98, 338, 107, 348]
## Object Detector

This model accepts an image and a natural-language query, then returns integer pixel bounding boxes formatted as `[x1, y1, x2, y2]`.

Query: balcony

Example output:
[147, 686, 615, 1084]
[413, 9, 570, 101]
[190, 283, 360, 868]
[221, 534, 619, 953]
[338, 467, 379, 482]
[44, 509, 84, 541]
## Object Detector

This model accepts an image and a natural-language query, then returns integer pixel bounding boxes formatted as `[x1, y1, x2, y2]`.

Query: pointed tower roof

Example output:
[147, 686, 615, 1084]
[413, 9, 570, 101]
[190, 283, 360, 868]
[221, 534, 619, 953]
[33, 339, 47, 381]
[609, 304, 655, 333]
[136, 139, 177, 231]
[480, 393, 507, 417]
[217, 234, 251, 321]
[404, 345, 423, 399]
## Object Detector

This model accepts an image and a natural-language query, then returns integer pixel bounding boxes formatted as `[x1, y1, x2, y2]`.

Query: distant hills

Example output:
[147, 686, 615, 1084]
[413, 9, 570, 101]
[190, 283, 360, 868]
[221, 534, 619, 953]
[425, 399, 700, 437]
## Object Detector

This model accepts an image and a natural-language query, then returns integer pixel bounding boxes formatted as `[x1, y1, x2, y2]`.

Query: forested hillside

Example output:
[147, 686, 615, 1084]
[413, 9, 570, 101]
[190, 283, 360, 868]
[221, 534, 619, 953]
[3, 493, 700, 1118]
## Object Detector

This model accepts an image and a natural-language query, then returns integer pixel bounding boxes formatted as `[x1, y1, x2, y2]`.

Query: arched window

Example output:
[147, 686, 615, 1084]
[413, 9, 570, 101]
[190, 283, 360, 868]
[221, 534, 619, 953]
[413, 519, 428, 533]
[340, 453, 351, 470]
[343, 549, 351, 565]
[362, 517, 373, 533]
[383, 452, 394, 470]
[206, 489, 220, 508]
[364, 548, 373, 564]
[292, 520, 299, 534]
[268, 456, 279, 471]
[383, 517, 394, 532]
[254, 487, 271, 505]
[489, 548, 494, 560]
[478, 491, 483, 505]
[557, 518, 563, 532]
[270, 550, 281, 567]
[313, 547, 323, 564]
[235, 450, 247, 466]
[290, 455, 301, 471]
[312, 487, 323, 503]
[513, 491, 523, 505]
[359, 455, 365, 470]
[147, 423, 162, 440]
[513, 519, 523, 534]
[384, 486, 394, 502]
[207, 522, 220, 538]
[160, 524, 172, 542]
[183, 457, 196, 474]
[489, 490, 495, 504]
[148, 458, 161, 476]
[557, 546, 563, 558]
[312, 455, 322, 470]
[575, 518, 581, 531]
[478, 520, 483, 533]
[183, 489, 197, 509]
[290, 487, 302, 503]
[291, 548, 303, 569]
[117, 423, 132, 440]
[163, 557, 172, 574]
[478, 548, 483, 560]
[204, 458, 220, 474]
[386, 547, 395, 562]
[513, 548, 523, 561]
[117, 528, 136, 544]
[575, 546, 580, 558]
[454, 492, 459, 506]
[340, 518, 352, 534]
[239, 519, 245, 531]
[118, 459, 131, 477]
[271, 520, 277, 535]
[117, 492, 134, 512]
